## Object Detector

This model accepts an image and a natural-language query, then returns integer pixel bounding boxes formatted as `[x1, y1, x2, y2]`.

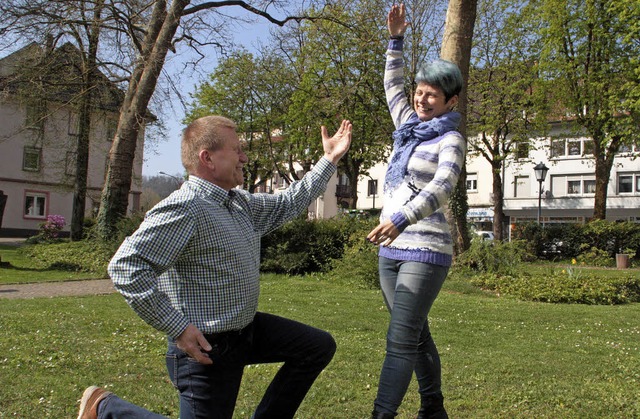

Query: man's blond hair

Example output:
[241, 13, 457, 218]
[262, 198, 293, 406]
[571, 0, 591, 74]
[181, 115, 237, 173]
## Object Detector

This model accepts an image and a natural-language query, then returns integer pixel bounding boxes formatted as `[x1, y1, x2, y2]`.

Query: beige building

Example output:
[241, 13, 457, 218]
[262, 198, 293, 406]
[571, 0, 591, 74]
[0, 44, 144, 236]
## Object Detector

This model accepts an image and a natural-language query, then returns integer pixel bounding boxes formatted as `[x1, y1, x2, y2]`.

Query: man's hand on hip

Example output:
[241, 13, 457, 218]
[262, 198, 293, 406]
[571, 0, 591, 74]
[176, 324, 213, 365]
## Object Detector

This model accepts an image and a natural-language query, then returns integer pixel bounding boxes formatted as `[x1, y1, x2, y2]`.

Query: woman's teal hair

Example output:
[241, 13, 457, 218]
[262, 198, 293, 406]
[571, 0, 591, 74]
[416, 59, 463, 101]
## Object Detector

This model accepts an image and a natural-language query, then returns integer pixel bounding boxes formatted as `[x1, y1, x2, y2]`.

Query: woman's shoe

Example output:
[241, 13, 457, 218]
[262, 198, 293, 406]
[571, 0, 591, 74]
[371, 408, 396, 419]
[416, 393, 448, 419]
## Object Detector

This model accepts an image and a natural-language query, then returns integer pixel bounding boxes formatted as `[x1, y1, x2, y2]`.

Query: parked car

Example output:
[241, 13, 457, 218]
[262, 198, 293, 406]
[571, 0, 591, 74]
[541, 238, 564, 256]
[475, 231, 495, 241]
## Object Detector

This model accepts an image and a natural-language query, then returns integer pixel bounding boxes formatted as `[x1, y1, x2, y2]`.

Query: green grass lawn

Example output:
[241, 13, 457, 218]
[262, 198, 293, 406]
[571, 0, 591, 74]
[1, 274, 638, 418]
[0, 244, 106, 284]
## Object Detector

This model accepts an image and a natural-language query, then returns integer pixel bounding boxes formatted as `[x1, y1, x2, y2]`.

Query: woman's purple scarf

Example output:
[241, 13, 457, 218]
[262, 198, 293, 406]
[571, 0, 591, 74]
[384, 111, 461, 192]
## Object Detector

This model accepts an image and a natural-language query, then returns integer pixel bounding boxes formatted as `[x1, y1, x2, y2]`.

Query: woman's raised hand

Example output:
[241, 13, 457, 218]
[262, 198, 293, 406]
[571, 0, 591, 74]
[388, 4, 410, 37]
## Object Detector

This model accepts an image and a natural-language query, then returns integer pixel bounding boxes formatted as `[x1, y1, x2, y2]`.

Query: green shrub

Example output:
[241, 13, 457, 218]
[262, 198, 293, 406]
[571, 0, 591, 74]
[455, 238, 534, 275]
[469, 268, 640, 305]
[260, 216, 362, 275]
[577, 245, 614, 267]
[325, 219, 379, 289]
[114, 212, 146, 244]
[22, 240, 114, 275]
[512, 220, 640, 262]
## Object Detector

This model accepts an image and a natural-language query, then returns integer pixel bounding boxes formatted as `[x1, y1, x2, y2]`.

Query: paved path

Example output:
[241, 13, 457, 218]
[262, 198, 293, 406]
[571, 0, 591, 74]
[0, 279, 115, 299]
[1, 238, 117, 299]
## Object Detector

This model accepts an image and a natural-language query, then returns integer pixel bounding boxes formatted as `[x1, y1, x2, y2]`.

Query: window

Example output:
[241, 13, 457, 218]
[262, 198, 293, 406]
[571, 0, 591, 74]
[68, 111, 79, 136]
[22, 146, 41, 171]
[618, 175, 633, 193]
[367, 179, 378, 196]
[515, 142, 529, 159]
[567, 140, 581, 156]
[105, 118, 117, 142]
[550, 138, 593, 158]
[567, 180, 581, 194]
[24, 191, 47, 219]
[618, 174, 638, 194]
[584, 179, 596, 194]
[618, 143, 632, 153]
[618, 141, 639, 154]
[514, 175, 530, 198]
[25, 103, 45, 131]
[553, 175, 596, 196]
[466, 173, 478, 192]
[551, 139, 565, 158]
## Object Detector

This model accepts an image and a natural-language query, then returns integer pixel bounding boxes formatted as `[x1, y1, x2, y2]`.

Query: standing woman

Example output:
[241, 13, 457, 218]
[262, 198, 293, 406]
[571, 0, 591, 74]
[366, 4, 465, 419]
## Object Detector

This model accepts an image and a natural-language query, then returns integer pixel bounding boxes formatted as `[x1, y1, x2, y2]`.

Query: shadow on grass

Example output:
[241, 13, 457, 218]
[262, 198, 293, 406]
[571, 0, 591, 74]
[0, 262, 83, 272]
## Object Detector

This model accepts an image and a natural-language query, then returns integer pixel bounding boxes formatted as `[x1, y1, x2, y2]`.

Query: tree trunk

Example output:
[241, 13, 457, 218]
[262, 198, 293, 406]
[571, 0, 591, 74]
[71, 1, 104, 240]
[440, 0, 478, 254]
[70, 88, 92, 241]
[491, 161, 505, 241]
[348, 162, 360, 210]
[96, 0, 190, 238]
[593, 151, 614, 220]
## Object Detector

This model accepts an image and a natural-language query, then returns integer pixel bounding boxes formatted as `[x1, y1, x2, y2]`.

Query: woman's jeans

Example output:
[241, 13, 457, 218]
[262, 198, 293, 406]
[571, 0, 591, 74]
[374, 257, 449, 415]
[165, 311, 336, 419]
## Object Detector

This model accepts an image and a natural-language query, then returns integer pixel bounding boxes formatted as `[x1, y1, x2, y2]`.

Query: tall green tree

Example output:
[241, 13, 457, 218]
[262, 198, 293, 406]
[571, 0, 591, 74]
[534, 0, 640, 220]
[466, 0, 547, 242]
[92, 0, 328, 238]
[282, 0, 392, 208]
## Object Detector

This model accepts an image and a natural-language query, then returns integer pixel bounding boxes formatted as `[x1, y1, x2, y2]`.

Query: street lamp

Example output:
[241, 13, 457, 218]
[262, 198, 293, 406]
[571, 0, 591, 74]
[159, 171, 182, 187]
[534, 162, 549, 225]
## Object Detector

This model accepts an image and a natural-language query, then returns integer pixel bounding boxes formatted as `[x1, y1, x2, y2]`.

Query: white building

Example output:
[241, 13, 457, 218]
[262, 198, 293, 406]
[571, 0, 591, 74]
[502, 123, 640, 235]
[349, 123, 640, 235]
[0, 44, 145, 237]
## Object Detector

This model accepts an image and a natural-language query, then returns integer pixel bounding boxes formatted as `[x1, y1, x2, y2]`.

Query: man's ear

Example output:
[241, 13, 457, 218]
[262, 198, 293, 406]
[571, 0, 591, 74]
[199, 149, 213, 169]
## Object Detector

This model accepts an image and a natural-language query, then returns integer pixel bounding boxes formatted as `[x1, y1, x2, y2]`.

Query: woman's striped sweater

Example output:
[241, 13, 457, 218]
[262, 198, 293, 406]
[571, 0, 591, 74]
[379, 39, 467, 267]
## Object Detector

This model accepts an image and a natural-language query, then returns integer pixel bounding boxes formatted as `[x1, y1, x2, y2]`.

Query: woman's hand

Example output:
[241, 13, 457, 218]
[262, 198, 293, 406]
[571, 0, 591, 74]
[388, 4, 410, 37]
[367, 220, 400, 246]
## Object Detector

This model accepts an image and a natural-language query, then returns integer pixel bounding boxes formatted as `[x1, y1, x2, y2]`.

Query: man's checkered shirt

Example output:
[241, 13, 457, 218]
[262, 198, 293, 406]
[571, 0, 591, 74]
[108, 158, 335, 339]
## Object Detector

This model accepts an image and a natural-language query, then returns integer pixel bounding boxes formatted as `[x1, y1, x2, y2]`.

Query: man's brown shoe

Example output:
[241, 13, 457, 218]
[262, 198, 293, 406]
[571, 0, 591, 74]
[78, 386, 111, 419]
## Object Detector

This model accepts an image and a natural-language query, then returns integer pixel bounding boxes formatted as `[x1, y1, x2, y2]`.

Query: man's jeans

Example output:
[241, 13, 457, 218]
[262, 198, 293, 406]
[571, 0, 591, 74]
[374, 257, 449, 415]
[166, 312, 336, 419]
[97, 395, 167, 419]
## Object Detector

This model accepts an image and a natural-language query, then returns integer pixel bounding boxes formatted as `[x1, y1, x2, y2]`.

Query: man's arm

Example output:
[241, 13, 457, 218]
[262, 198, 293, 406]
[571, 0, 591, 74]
[108, 201, 194, 339]
[246, 121, 352, 235]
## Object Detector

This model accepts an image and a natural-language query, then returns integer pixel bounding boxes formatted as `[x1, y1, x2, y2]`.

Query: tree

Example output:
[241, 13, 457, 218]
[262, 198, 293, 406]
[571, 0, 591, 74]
[95, 0, 338, 238]
[466, 0, 547, 242]
[534, 0, 640, 220]
[186, 50, 295, 192]
[439, 0, 478, 253]
[280, 0, 393, 208]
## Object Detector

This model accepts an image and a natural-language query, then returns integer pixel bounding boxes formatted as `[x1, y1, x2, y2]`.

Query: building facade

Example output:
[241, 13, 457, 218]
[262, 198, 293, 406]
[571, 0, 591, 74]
[0, 44, 145, 237]
[350, 123, 640, 236]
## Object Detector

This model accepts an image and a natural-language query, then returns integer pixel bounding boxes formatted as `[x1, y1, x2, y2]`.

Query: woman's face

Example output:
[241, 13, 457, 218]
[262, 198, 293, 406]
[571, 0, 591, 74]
[413, 82, 458, 121]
